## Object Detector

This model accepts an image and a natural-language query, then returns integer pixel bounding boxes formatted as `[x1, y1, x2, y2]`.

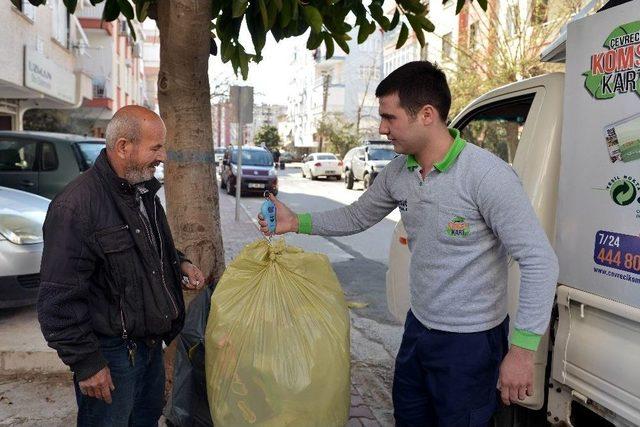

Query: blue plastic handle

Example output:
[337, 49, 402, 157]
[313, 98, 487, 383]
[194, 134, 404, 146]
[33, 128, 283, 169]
[261, 199, 277, 233]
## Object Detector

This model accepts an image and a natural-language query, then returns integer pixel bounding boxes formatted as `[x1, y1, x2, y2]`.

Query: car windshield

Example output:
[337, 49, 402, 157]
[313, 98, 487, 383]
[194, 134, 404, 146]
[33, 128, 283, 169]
[231, 150, 273, 166]
[215, 147, 225, 154]
[77, 142, 105, 168]
[368, 148, 397, 161]
[317, 154, 337, 160]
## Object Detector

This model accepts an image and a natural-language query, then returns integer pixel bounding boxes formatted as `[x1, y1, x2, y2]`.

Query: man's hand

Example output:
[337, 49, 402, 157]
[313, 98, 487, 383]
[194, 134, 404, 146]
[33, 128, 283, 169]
[181, 261, 205, 290]
[257, 193, 299, 236]
[78, 366, 115, 404]
[498, 345, 534, 405]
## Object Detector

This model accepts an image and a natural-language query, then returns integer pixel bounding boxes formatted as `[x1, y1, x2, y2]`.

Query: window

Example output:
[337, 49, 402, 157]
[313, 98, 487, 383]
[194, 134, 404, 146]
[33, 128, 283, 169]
[531, 0, 549, 25]
[469, 22, 478, 50]
[456, 94, 535, 164]
[52, 0, 69, 47]
[359, 65, 380, 81]
[507, 4, 520, 35]
[40, 142, 58, 171]
[76, 142, 104, 169]
[367, 148, 397, 161]
[0, 139, 37, 171]
[231, 150, 273, 166]
[317, 154, 337, 160]
[442, 33, 452, 61]
[16, 0, 36, 21]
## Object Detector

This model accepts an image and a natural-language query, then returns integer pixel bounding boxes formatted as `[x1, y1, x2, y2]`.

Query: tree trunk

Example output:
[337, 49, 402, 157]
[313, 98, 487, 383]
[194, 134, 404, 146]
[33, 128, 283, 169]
[156, 0, 225, 395]
[157, 0, 225, 286]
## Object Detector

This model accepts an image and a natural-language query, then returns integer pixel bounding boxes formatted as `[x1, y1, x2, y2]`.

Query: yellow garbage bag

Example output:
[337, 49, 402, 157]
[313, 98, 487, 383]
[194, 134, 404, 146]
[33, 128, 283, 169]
[205, 239, 351, 427]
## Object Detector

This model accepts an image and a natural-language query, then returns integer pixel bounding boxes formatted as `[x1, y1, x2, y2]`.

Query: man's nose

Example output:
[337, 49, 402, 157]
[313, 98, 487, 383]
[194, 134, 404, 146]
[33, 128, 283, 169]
[379, 122, 389, 135]
[157, 148, 167, 163]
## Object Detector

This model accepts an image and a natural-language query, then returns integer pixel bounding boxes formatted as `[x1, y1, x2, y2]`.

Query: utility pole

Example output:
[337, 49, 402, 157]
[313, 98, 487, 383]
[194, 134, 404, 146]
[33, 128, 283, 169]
[318, 72, 331, 152]
[230, 85, 254, 221]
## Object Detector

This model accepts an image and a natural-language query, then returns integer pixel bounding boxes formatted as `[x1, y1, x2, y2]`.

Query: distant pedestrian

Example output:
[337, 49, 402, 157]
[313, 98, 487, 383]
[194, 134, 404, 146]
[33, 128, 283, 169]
[272, 148, 281, 167]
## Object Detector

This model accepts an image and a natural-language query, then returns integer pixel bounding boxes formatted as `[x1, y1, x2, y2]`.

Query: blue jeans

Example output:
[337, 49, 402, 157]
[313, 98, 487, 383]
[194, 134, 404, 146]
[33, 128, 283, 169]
[393, 311, 509, 427]
[74, 335, 165, 427]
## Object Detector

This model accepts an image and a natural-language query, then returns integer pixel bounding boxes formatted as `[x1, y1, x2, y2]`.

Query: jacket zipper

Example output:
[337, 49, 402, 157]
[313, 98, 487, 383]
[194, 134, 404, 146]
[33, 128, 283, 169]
[96, 224, 129, 237]
[120, 296, 128, 340]
[137, 198, 179, 317]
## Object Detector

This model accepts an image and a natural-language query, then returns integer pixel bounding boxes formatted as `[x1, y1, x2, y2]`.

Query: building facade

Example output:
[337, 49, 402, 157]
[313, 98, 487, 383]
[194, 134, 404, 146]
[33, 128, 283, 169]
[72, 1, 147, 137]
[0, 0, 93, 130]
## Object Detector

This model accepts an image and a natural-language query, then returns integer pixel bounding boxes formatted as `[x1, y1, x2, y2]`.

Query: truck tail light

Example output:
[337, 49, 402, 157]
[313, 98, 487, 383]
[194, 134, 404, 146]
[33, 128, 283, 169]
[399, 237, 408, 245]
[314, 162, 321, 167]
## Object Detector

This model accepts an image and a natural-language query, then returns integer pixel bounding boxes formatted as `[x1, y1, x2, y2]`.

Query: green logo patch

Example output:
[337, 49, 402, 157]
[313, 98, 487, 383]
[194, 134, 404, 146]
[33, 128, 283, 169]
[446, 216, 470, 237]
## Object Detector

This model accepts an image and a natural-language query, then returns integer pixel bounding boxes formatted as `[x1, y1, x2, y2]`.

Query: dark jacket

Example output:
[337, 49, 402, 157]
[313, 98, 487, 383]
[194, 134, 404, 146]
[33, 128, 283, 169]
[37, 150, 186, 381]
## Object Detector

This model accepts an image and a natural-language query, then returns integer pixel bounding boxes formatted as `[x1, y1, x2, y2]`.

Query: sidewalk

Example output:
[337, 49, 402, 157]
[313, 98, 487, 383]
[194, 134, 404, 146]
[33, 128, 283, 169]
[0, 191, 385, 426]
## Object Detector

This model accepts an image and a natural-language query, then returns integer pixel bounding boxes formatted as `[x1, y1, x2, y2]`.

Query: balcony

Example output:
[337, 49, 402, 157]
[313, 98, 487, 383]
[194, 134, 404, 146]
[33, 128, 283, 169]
[84, 77, 113, 109]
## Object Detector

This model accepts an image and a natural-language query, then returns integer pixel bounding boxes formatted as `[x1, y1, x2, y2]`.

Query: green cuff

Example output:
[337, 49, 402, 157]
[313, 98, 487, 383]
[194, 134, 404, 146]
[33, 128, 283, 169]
[511, 329, 542, 351]
[297, 213, 312, 234]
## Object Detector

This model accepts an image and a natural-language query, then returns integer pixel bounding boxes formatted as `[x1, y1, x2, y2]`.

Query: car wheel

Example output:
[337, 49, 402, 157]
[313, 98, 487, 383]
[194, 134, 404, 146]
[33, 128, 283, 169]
[363, 173, 370, 189]
[310, 171, 317, 180]
[345, 171, 354, 189]
[301, 168, 306, 178]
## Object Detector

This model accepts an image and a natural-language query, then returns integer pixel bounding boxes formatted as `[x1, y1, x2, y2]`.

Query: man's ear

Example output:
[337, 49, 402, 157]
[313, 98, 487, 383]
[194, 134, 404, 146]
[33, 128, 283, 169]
[114, 138, 129, 159]
[418, 105, 438, 126]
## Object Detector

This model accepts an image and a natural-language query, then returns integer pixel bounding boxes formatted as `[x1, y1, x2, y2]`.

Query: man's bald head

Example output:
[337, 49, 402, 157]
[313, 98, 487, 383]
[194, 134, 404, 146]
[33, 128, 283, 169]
[105, 106, 165, 150]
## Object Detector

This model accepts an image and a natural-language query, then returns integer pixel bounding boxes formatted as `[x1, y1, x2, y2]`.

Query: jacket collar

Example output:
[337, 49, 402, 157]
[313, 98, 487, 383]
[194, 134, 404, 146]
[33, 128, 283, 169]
[94, 149, 162, 197]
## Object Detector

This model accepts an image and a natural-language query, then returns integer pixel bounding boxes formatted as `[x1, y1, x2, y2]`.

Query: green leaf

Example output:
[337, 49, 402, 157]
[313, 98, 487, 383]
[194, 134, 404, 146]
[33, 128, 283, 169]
[89, 0, 104, 6]
[357, 23, 368, 44]
[102, 0, 120, 22]
[334, 34, 350, 54]
[456, 0, 465, 14]
[389, 9, 400, 31]
[247, 11, 267, 54]
[135, 0, 149, 22]
[279, 0, 292, 27]
[396, 22, 409, 49]
[127, 19, 136, 41]
[418, 15, 435, 32]
[407, 15, 425, 47]
[232, 0, 249, 18]
[239, 51, 249, 80]
[323, 32, 334, 59]
[306, 31, 323, 50]
[63, 0, 77, 13]
[477, 0, 488, 10]
[116, 0, 134, 20]
[302, 5, 323, 33]
[26, 0, 46, 6]
[258, 0, 268, 28]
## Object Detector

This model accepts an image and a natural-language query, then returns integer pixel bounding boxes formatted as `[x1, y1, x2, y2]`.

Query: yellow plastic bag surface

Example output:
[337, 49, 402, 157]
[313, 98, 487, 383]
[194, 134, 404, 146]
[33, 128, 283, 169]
[205, 239, 351, 427]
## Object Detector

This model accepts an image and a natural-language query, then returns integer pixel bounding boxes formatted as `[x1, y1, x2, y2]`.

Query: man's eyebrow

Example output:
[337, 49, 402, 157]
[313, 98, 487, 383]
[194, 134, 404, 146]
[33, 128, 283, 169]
[379, 113, 395, 119]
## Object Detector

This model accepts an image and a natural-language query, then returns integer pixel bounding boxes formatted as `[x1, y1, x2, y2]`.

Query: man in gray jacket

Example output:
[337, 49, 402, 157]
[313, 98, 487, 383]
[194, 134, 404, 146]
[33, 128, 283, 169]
[258, 61, 558, 427]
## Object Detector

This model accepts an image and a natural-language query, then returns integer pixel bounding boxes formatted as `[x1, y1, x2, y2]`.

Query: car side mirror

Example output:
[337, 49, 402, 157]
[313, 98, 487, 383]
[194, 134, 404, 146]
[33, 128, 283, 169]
[358, 156, 365, 161]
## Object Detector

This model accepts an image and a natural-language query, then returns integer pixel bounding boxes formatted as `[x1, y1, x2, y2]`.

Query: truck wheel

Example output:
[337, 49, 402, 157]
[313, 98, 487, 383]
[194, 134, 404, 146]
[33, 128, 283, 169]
[345, 171, 354, 189]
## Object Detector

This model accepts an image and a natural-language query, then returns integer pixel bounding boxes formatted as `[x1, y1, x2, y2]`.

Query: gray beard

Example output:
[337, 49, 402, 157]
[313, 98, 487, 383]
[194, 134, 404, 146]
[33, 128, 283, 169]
[124, 164, 155, 184]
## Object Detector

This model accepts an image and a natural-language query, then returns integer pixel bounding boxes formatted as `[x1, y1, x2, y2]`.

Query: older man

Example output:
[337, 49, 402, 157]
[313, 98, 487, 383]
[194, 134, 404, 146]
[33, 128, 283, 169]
[38, 106, 205, 426]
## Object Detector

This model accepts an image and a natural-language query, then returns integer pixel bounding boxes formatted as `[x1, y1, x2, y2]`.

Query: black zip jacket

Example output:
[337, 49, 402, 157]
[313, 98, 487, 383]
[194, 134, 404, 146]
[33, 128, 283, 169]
[37, 150, 186, 381]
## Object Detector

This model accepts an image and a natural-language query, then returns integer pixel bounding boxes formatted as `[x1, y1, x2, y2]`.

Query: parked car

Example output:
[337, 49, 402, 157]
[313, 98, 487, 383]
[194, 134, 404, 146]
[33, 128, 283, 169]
[342, 140, 397, 189]
[279, 151, 294, 163]
[0, 186, 50, 308]
[301, 152, 342, 180]
[219, 145, 278, 196]
[0, 131, 105, 199]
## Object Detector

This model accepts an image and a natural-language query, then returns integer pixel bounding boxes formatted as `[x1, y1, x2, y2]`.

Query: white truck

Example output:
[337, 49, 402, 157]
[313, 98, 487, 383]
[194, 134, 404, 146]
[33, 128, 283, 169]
[386, 1, 640, 425]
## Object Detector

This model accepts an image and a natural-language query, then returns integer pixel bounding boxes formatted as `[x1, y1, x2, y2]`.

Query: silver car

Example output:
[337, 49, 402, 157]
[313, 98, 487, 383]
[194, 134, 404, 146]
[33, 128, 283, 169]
[0, 186, 49, 308]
